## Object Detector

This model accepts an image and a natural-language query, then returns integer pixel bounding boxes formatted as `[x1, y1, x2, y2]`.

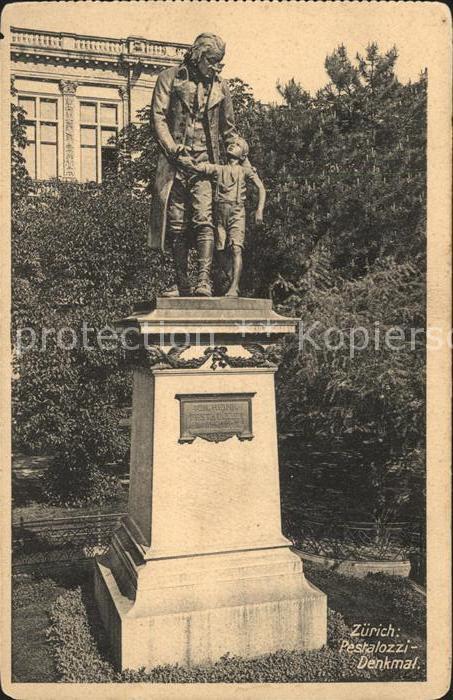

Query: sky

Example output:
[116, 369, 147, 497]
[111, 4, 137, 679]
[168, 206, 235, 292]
[3, 1, 438, 103]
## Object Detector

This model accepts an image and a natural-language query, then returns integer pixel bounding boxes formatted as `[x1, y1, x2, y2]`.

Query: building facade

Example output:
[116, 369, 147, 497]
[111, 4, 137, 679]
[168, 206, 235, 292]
[11, 27, 189, 182]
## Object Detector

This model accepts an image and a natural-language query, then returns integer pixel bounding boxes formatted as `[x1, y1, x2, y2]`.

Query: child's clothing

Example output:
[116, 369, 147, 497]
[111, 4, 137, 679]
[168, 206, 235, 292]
[192, 161, 261, 250]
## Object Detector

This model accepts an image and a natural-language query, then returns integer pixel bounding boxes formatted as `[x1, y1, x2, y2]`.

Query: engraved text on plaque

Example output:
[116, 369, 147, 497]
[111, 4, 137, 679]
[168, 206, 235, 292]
[176, 393, 255, 443]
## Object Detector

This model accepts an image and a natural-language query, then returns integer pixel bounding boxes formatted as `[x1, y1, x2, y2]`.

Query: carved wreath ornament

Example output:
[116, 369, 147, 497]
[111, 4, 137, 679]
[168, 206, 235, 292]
[127, 342, 283, 371]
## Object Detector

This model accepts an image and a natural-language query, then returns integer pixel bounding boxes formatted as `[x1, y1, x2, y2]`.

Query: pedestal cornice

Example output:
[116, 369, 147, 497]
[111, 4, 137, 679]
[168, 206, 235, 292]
[118, 297, 299, 340]
[118, 298, 299, 370]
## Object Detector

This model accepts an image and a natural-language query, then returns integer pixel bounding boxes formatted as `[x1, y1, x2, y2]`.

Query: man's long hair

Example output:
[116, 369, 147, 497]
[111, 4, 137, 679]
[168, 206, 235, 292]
[184, 33, 225, 66]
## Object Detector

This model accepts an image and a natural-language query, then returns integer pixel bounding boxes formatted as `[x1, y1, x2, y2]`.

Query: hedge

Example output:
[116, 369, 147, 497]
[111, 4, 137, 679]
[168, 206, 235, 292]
[46, 587, 393, 683]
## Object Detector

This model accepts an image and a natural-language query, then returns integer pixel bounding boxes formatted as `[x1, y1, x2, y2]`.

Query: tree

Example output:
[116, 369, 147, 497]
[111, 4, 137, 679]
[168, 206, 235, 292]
[247, 45, 426, 523]
[12, 45, 426, 513]
[115, 105, 159, 191]
[11, 82, 33, 200]
[275, 257, 425, 524]
[246, 44, 426, 294]
[12, 179, 173, 504]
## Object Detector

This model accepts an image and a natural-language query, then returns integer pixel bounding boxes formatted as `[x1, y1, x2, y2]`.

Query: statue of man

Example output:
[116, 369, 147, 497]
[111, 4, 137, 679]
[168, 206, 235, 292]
[148, 33, 238, 297]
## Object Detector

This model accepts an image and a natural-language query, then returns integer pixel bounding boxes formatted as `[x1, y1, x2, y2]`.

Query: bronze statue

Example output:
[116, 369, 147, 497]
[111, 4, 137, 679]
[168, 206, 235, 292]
[178, 137, 265, 297]
[149, 33, 236, 297]
[149, 33, 265, 298]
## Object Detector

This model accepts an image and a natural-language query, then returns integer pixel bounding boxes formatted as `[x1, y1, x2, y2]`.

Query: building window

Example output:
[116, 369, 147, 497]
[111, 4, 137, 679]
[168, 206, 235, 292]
[80, 101, 118, 182]
[18, 95, 58, 180]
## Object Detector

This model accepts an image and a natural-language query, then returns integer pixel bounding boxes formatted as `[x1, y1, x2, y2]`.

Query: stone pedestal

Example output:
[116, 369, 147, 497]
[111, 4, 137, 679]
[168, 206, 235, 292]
[94, 298, 327, 670]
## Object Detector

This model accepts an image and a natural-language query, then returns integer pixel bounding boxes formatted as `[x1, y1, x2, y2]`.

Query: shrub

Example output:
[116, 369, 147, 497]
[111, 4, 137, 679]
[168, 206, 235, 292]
[275, 257, 425, 525]
[12, 179, 173, 503]
[13, 577, 59, 611]
[46, 588, 399, 683]
[363, 573, 426, 630]
[41, 405, 127, 507]
[47, 587, 116, 682]
[43, 464, 123, 508]
[327, 609, 351, 648]
[306, 564, 426, 634]
[121, 647, 381, 683]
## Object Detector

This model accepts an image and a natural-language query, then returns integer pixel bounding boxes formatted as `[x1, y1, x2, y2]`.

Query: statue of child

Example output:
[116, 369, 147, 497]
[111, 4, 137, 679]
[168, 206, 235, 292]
[178, 137, 266, 296]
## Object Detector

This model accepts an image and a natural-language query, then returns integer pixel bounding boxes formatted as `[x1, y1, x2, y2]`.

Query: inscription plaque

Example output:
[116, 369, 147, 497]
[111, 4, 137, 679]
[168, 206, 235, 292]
[176, 393, 255, 444]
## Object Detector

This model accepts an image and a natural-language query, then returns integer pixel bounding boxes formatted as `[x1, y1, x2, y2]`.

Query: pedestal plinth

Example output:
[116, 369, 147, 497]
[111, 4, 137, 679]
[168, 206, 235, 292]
[95, 298, 327, 670]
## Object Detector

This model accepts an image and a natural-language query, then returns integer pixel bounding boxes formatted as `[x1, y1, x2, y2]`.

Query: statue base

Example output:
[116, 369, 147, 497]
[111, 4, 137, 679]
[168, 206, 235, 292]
[95, 541, 326, 670]
[94, 298, 327, 670]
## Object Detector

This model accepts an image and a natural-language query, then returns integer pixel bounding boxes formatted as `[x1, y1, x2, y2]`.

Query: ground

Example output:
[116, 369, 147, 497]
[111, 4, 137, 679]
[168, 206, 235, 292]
[11, 560, 426, 683]
[11, 451, 425, 683]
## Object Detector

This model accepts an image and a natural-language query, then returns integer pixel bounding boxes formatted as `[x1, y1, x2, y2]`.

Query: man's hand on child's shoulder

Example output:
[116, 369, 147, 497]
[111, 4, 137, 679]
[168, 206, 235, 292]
[177, 155, 197, 172]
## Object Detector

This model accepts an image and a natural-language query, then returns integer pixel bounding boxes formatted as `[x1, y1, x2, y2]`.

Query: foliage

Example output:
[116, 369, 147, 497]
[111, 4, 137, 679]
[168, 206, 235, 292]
[327, 609, 352, 648]
[11, 83, 34, 200]
[246, 43, 426, 293]
[110, 44, 426, 294]
[42, 570, 426, 683]
[47, 587, 116, 682]
[42, 404, 125, 507]
[307, 564, 426, 634]
[11, 179, 172, 503]
[12, 43, 426, 512]
[263, 47, 426, 523]
[12, 577, 59, 611]
[275, 257, 425, 523]
[361, 573, 426, 630]
[115, 105, 158, 191]
[12, 573, 74, 682]
[120, 647, 380, 683]
[46, 587, 382, 683]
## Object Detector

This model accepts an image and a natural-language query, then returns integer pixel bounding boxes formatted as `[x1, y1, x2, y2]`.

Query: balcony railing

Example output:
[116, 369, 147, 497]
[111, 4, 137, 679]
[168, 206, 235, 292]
[11, 27, 188, 61]
[11, 28, 62, 49]
[74, 36, 123, 54]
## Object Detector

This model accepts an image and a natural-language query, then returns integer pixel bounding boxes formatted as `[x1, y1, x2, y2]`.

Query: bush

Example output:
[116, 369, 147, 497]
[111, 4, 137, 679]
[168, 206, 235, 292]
[47, 587, 116, 682]
[12, 179, 173, 503]
[121, 648, 381, 683]
[46, 588, 395, 683]
[275, 257, 425, 524]
[44, 464, 123, 509]
[363, 573, 426, 631]
[13, 577, 59, 611]
[306, 565, 426, 633]
[327, 609, 351, 647]
[41, 405, 126, 507]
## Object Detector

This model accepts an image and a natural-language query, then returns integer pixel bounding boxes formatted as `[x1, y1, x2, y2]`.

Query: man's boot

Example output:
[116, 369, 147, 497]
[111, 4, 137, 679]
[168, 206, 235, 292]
[193, 238, 214, 297]
[162, 235, 191, 297]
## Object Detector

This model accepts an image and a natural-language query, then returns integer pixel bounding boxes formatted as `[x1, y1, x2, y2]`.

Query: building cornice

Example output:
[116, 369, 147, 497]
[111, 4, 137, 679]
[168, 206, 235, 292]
[11, 26, 188, 70]
[11, 67, 157, 92]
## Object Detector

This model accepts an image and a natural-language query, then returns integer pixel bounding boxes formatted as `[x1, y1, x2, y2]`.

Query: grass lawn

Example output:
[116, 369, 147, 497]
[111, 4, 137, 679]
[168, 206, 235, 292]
[305, 562, 425, 642]
[12, 597, 58, 682]
[11, 560, 426, 683]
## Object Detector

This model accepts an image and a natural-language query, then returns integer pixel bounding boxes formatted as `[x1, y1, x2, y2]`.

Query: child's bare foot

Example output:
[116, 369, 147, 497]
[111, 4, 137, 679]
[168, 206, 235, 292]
[225, 287, 239, 297]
